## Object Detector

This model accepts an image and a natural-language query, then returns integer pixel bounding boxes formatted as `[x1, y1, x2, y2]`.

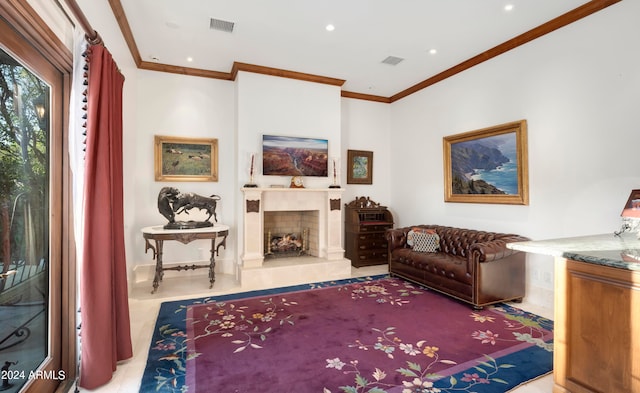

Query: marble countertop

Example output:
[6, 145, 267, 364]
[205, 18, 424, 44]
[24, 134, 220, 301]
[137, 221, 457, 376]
[507, 232, 640, 271]
[141, 224, 230, 234]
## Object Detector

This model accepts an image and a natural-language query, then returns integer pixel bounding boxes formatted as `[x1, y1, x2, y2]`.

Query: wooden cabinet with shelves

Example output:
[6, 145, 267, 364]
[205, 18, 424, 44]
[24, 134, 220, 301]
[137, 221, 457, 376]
[344, 197, 393, 267]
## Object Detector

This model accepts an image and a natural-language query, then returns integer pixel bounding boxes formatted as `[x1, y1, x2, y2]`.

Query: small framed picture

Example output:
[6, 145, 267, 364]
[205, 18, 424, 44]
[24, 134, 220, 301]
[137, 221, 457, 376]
[347, 149, 373, 185]
[154, 135, 218, 182]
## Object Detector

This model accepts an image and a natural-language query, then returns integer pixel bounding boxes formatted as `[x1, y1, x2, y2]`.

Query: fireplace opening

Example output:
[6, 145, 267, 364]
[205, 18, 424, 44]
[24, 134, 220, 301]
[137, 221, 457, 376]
[264, 210, 319, 258]
[266, 230, 307, 258]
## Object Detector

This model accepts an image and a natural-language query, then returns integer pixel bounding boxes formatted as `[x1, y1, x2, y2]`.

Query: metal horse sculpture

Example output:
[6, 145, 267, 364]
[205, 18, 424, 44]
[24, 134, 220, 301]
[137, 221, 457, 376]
[157, 187, 221, 229]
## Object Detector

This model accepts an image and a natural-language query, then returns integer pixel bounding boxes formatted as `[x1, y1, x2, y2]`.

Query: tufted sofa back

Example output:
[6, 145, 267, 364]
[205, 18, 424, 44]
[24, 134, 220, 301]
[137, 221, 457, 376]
[408, 225, 512, 258]
[387, 224, 528, 307]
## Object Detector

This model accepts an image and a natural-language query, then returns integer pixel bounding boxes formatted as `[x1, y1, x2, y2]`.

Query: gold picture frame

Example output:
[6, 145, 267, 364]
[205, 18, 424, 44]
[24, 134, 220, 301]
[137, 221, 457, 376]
[443, 120, 528, 205]
[347, 149, 373, 184]
[154, 135, 218, 182]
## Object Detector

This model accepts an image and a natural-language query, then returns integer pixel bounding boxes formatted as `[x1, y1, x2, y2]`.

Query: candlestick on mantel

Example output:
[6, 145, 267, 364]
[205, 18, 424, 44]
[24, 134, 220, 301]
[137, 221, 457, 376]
[329, 158, 340, 188]
[244, 153, 258, 188]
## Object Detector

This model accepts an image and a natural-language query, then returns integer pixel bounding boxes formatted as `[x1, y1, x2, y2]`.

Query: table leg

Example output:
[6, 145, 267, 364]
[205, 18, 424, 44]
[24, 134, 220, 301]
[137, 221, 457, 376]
[152, 239, 164, 294]
[215, 233, 228, 256]
[208, 238, 216, 288]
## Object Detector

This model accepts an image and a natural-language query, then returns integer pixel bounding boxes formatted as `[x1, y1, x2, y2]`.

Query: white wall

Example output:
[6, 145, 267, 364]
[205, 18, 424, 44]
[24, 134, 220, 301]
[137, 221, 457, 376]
[130, 69, 393, 281]
[389, 1, 640, 309]
[235, 71, 342, 188]
[34, 0, 640, 308]
[234, 72, 343, 265]
[131, 71, 236, 275]
[341, 98, 393, 213]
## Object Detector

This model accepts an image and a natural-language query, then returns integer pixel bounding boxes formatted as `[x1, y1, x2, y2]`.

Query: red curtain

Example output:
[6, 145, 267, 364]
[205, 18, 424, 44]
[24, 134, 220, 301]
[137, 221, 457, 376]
[79, 44, 133, 389]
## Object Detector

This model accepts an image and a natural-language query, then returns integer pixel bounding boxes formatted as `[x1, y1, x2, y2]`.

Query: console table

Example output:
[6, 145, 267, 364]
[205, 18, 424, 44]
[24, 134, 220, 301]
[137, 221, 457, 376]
[141, 224, 229, 294]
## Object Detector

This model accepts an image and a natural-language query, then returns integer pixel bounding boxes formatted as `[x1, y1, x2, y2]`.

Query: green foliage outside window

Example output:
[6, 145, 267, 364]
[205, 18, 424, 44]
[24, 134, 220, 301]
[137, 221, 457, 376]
[0, 48, 50, 272]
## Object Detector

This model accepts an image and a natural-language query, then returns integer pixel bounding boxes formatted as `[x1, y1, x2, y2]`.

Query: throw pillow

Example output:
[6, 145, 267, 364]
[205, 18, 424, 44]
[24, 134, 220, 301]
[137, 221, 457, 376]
[413, 231, 440, 253]
[407, 230, 416, 247]
[407, 227, 437, 248]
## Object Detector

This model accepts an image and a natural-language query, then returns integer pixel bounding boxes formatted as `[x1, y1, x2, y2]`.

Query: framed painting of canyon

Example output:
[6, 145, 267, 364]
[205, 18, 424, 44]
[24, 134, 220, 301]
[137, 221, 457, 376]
[262, 135, 328, 177]
[154, 135, 218, 182]
[443, 120, 528, 205]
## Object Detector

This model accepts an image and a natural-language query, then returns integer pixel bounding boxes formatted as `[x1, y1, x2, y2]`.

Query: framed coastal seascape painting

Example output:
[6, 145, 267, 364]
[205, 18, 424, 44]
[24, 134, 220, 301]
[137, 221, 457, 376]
[443, 120, 528, 205]
[154, 135, 218, 182]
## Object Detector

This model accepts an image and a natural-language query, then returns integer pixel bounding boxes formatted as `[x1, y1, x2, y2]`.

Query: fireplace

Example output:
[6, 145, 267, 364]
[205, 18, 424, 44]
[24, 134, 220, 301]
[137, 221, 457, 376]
[240, 188, 349, 287]
[264, 210, 318, 257]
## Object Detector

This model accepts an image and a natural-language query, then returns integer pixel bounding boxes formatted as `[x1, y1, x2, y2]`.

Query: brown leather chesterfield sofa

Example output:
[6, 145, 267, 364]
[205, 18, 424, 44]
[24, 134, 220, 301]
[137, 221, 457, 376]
[385, 225, 529, 308]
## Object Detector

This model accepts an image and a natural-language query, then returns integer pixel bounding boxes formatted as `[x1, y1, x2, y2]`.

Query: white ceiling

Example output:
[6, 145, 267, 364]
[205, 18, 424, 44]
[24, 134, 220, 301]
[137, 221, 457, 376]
[119, 0, 589, 97]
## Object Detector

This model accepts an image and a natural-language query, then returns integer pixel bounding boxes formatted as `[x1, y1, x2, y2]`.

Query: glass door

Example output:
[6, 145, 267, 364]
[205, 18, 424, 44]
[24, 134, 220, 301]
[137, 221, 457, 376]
[0, 46, 52, 393]
[0, 6, 70, 390]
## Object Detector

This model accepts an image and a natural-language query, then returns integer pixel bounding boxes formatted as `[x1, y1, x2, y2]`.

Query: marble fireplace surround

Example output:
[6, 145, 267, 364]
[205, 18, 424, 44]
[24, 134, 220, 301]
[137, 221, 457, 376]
[240, 188, 350, 287]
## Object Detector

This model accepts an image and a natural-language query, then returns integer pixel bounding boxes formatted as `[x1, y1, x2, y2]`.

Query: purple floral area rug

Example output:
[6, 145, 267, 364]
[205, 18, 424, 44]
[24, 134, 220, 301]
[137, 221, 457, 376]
[140, 276, 553, 393]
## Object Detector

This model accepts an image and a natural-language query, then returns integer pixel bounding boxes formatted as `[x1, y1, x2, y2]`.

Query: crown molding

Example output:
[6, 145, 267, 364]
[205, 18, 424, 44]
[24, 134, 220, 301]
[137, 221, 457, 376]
[231, 62, 345, 86]
[341, 91, 390, 103]
[107, 0, 621, 103]
[390, 0, 622, 102]
[138, 60, 233, 80]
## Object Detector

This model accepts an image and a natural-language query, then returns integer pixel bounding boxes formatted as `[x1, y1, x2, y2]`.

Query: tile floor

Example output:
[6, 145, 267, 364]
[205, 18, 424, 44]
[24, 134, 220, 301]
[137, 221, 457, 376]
[76, 265, 554, 392]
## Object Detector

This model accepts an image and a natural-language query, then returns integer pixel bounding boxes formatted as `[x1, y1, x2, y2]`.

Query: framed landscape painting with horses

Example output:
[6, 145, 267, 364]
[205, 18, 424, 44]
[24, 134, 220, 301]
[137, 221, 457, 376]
[154, 135, 219, 182]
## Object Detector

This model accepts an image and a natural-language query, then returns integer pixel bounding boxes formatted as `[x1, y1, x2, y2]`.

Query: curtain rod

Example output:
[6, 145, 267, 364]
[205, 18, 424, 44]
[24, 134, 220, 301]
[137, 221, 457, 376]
[63, 0, 103, 45]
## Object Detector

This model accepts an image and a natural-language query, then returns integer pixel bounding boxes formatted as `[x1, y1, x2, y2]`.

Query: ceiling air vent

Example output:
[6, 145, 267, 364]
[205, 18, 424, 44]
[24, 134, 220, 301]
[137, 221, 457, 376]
[381, 56, 404, 66]
[209, 17, 235, 33]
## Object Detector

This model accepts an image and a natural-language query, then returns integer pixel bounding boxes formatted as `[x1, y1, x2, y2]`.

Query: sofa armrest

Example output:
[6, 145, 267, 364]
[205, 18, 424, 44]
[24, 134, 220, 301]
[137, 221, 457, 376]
[470, 235, 529, 263]
[385, 228, 409, 251]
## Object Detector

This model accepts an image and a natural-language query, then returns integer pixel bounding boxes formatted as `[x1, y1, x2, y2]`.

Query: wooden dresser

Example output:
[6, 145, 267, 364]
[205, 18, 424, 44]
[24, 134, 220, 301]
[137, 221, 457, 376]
[344, 197, 393, 268]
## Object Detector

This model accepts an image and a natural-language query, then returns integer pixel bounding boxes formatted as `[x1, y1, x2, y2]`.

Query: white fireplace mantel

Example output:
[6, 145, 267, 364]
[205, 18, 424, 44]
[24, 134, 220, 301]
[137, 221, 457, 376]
[241, 187, 345, 268]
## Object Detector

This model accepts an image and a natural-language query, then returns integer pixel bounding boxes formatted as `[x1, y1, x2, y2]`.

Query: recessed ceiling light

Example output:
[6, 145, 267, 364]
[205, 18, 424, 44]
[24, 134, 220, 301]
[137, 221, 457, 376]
[504, 4, 514, 11]
[326, 24, 335, 32]
[186, 57, 193, 62]
[429, 49, 437, 55]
